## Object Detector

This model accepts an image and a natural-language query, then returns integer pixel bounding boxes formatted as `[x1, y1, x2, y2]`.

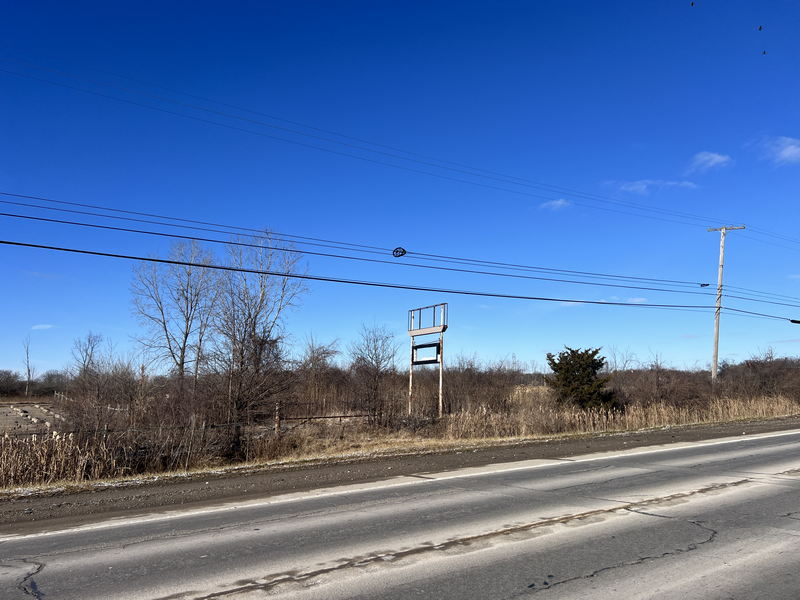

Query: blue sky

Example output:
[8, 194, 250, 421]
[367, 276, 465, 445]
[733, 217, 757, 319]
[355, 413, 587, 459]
[2, 0, 800, 374]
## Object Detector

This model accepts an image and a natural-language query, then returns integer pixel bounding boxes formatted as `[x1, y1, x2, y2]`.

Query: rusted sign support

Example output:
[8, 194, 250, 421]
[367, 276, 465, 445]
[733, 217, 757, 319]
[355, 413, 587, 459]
[407, 303, 448, 418]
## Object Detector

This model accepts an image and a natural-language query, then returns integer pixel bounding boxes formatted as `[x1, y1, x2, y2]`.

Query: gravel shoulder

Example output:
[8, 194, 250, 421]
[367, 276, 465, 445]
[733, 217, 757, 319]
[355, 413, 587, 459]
[3, 416, 800, 535]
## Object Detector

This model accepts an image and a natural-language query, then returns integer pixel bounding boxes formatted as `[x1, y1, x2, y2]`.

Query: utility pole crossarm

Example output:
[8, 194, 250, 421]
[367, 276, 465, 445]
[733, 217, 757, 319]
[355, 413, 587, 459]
[707, 225, 746, 232]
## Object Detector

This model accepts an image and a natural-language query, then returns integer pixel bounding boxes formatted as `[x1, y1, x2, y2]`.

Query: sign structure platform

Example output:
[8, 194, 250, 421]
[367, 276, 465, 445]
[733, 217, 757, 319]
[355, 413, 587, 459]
[407, 303, 448, 417]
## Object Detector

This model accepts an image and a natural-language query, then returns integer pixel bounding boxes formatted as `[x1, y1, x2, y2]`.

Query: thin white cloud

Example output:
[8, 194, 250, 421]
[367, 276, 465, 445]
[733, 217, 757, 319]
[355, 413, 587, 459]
[687, 151, 731, 174]
[787, 274, 800, 279]
[31, 324, 54, 330]
[539, 198, 571, 211]
[617, 179, 697, 194]
[626, 297, 648, 304]
[763, 136, 800, 165]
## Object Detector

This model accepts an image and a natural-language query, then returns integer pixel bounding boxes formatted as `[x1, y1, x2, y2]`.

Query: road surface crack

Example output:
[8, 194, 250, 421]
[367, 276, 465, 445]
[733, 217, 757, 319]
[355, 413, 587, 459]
[16, 558, 46, 599]
[516, 515, 718, 597]
[184, 481, 739, 599]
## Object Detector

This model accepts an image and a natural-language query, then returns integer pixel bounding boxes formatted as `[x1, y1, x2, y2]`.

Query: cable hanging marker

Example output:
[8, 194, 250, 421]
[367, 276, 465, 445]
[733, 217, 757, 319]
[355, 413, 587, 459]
[392, 247, 407, 258]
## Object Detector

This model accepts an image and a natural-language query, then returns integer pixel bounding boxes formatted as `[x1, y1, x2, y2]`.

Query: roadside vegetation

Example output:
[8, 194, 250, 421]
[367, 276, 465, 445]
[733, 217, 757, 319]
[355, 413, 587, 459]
[2, 350, 798, 489]
[2, 240, 799, 488]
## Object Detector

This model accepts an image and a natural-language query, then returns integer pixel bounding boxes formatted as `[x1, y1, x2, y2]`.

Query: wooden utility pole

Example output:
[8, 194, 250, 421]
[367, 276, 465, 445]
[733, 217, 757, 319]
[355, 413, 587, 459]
[708, 225, 745, 381]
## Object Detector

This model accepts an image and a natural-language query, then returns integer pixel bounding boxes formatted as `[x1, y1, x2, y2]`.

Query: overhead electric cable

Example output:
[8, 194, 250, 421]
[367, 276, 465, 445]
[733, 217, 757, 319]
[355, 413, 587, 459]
[0, 190, 712, 288]
[739, 232, 800, 255]
[0, 193, 711, 287]
[0, 67, 729, 229]
[723, 306, 796, 321]
[11, 57, 800, 250]
[748, 226, 800, 246]
[0, 190, 389, 252]
[0, 68, 580, 205]
[0, 238, 720, 312]
[724, 285, 800, 304]
[0, 57, 732, 223]
[0, 211, 724, 298]
[0, 198, 392, 257]
[5, 196, 702, 289]
[7, 192, 798, 309]
[0, 58, 733, 226]
[722, 279, 800, 303]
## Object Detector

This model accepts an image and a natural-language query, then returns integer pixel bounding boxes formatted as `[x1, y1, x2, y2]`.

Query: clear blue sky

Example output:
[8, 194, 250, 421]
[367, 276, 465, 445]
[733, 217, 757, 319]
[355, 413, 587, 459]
[2, 0, 800, 374]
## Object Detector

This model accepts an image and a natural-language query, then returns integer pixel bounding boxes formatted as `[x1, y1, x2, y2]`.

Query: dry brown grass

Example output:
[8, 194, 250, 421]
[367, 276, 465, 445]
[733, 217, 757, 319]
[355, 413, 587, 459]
[0, 432, 119, 487]
[2, 392, 798, 489]
[441, 389, 800, 439]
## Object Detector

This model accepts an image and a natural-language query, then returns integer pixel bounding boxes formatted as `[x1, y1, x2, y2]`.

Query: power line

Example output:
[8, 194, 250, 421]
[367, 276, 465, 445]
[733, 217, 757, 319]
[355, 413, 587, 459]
[10, 58, 800, 259]
[0, 57, 736, 227]
[11, 208, 799, 309]
[0, 238, 720, 312]
[0, 197, 391, 257]
[0, 68, 578, 206]
[0, 58, 731, 225]
[723, 307, 796, 321]
[748, 225, 800, 247]
[0, 190, 712, 287]
[722, 293, 800, 310]
[0, 191, 389, 253]
[404, 249, 706, 288]
[724, 283, 800, 304]
[7, 191, 800, 309]
[723, 282, 800, 304]
[0, 66, 731, 230]
[740, 231, 800, 256]
[0, 211, 723, 298]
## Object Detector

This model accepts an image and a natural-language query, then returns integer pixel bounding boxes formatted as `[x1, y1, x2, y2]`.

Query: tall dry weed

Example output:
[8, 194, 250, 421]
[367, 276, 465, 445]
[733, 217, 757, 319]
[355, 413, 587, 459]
[441, 392, 799, 439]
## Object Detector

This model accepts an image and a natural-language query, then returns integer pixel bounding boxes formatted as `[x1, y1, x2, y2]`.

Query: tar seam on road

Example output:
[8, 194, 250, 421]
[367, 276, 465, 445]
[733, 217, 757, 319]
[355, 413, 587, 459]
[179, 480, 745, 599]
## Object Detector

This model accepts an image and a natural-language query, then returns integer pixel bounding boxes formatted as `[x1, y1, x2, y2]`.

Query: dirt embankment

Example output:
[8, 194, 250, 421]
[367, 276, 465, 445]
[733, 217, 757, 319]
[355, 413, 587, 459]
[2, 416, 800, 535]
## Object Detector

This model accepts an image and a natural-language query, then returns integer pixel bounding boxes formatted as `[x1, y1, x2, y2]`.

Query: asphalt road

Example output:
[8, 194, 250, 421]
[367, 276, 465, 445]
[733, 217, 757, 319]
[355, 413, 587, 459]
[2, 429, 800, 599]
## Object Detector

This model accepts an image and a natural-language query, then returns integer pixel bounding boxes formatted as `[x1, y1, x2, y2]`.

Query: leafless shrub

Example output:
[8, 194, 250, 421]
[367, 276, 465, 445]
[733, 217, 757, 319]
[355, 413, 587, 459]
[718, 350, 800, 399]
[610, 364, 710, 408]
[0, 370, 24, 397]
[348, 325, 400, 426]
[439, 356, 525, 414]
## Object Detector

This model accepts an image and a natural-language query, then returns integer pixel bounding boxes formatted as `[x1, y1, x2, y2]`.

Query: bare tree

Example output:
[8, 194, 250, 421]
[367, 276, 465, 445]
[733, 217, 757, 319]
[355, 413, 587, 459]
[22, 336, 36, 398]
[295, 336, 340, 415]
[131, 241, 218, 404]
[348, 324, 399, 425]
[69, 332, 105, 405]
[604, 347, 639, 374]
[72, 332, 103, 376]
[210, 236, 305, 447]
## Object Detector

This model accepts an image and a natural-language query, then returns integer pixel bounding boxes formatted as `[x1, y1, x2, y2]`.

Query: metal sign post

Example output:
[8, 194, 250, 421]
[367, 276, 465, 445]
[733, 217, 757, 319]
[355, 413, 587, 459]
[407, 303, 448, 418]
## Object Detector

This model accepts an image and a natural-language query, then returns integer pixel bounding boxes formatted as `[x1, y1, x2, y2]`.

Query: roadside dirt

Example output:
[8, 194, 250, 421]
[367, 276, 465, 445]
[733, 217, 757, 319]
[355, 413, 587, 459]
[2, 416, 799, 535]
